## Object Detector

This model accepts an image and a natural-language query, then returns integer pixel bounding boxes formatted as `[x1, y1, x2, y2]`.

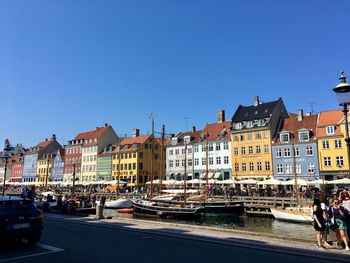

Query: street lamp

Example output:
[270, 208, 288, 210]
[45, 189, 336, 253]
[0, 141, 12, 196]
[333, 71, 350, 179]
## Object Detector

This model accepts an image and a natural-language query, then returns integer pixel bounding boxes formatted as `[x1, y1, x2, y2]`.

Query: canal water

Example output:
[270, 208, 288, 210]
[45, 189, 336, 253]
[103, 209, 315, 242]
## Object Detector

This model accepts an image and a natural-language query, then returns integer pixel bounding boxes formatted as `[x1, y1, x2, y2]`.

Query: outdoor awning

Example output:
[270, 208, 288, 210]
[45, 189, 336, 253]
[281, 179, 308, 186]
[208, 172, 215, 179]
[257, 178, 282, 185]
[213, 172, 221, 179]
[238, 179, 258, 184]
[187, 173, 193, 177]
[326, 178, 350, 185]
[199, 173, 206, 179]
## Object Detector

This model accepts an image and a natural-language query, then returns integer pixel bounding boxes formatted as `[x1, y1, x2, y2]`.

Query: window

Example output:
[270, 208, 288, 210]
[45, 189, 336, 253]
[323, 157, 331, 167]
[256, 145, 261, 154]
[216, 143, 221, 151]
[208, 144, 213, 151]
[194, 158, 199, 166]
[248, 146, 253, 154]
[188, 147, 192, 154]
[285, 164, 292, 174]
[242, 163, 246, 171]
[247, 121, 253, 128]
[257, 162, 262, 171]
[247, 132, 252, 140]
[306, 146, 313, 156]
[202, 158, 206, 165]
[188, 159, 192, 166]
[322, 141, 330, 149]
[216, 157, 221, 165]
[194, 145, 199, 152]
[299, 131, 309, 141]
[296, 163, 301, 174]
[169, 160, 173, 168]
[308, 163, 315, 174]
[294, 147, 300, 157]
[235, 122, 242, 130]
[326, 126, 335, 135]
[234, 163, 239, 172]
[223, 142, 229, 150]
[263, 130, 269, 138]
[255, 132, 261, 139]
[280, 133, 290, 143]
[175, 149, 179, 155]
[234, 148, 238, 156]
[181, 160, 185, 166]
[284, 148, 291, 157]
[241, 147, 246, 155]
[276, 149, 282, 158]
[182, 148, 185, 154]
[334, 140, 342, 148]
[175, 160, 179, 167]
[224, 156, 229, 164]
[139, 152, 143, 158]
[264, 145, 269, 153]
[139, 163, 143, 170]
[249, 162, 254, 171]
[240, 134, 245, 141]
[277, 164, 283, 174]
[209, 157, 214, 165]
[336, 156, 344, 167]
[201, 144, 205, 152]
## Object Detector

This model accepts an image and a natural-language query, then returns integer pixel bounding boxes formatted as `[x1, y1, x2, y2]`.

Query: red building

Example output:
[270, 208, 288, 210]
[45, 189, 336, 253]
[9, 155, 24, 183]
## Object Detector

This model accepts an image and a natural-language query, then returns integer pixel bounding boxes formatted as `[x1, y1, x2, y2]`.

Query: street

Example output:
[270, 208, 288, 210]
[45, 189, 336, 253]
[1, 214, 347, 263]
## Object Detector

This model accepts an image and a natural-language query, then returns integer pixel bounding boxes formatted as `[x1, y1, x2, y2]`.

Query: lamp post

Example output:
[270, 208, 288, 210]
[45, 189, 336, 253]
[0, 141, 11, 196]
[333, 72, 350, 179]
[72, 163, 76, 194]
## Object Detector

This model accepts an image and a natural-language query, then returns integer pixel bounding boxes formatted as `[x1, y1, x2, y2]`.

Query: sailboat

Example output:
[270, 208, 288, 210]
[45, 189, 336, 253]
[133, 122, 205, 219]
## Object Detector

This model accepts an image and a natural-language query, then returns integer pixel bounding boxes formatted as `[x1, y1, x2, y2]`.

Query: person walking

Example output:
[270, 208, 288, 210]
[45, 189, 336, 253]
[329, 198, 350, 250]
[313, 199, 326, 249]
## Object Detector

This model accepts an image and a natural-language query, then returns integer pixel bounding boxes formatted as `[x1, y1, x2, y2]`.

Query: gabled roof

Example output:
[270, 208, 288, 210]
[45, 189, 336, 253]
[316, 110, 344, 138]
[172, 130, 203, 146]
[111, 135, 154, 152]
[37, 140, 51, 148]
[231, 98, 282, 123]
[274, 113, 318, 143]
[202, 121, 231, 142]
[73, 125, 110, 141]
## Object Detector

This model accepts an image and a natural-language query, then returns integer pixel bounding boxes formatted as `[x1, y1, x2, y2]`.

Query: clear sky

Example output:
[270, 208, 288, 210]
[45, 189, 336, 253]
[1, 0, 349, 147]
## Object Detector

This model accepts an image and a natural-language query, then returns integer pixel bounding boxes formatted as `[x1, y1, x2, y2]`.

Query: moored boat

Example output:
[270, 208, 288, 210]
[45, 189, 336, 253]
[270, 207, 313, 223]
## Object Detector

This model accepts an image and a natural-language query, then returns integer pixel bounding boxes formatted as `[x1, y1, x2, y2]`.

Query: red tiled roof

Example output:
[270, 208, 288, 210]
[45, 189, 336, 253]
[316, 110, 344, 138]
[174, 130, 204, 145]
[37, 140, 51, 148]
[74, 125, 110, 141]
[274, 114, 318, 143]
[120, 135, 151, 146]
[202, 121, 232, 142]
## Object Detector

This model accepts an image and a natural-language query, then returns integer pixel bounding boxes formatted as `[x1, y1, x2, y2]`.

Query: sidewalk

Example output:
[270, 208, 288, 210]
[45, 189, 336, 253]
[45, 213, 350, 261]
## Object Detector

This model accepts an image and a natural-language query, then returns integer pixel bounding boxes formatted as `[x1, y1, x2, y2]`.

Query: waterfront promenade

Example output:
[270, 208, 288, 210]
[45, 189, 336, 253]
[1, 212, 349, 262]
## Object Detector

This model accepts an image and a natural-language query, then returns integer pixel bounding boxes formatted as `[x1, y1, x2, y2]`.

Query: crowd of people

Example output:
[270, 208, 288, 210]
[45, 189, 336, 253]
[313, 188, 350, 251]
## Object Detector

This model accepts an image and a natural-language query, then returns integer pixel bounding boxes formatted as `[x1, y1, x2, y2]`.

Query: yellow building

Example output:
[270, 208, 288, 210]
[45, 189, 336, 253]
[112, 131, 165, 189]
[230, 97, 289, 179]
[317, 110, 350, 180]
[36, 154, 53, 185]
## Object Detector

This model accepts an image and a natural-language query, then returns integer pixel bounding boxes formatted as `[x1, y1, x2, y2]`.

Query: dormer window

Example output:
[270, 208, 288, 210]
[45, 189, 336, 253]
[94, 138, 97, 142]
[235, 123, 242, 130]
[326, 126, 335, 135]
[184, 135, 191, 144]
[171, 137, 178, 145]
[258, 119, 265, 126]
[280, 133, 290, 143]
[246, 121, 253, 128]
[298, 131, 309, 142]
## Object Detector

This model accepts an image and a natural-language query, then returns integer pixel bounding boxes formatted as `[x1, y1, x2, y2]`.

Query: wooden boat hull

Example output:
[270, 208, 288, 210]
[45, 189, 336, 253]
[270, 207, 313, 223]
[203, 202, 244, 215]
[132, 201, 205, 219]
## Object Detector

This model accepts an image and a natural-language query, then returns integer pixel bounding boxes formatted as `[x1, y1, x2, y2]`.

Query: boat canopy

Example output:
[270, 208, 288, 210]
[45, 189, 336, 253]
[161, 189, 199, 194]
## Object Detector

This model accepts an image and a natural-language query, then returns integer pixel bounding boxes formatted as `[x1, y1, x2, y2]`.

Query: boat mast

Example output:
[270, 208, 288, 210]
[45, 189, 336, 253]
[205, 123, 209, 198]
[292, 141, 299, 204]
[150, 116, 155, 199]
[184, 140, 187, 207]
[117, 141, 121, 196]
[159, 125, 165, 194]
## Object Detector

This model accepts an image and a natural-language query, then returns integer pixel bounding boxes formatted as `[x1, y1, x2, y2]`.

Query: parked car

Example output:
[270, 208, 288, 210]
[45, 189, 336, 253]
[0, 196, 43, 244]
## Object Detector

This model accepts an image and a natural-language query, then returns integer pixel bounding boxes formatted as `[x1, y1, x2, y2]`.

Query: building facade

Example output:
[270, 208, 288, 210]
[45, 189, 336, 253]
[51, 149, 65, 182]
[230, 96, 289, 179]
[96, 145, 113, 181]
[317, 110, 349, 180]
[272, 110, 320, 181]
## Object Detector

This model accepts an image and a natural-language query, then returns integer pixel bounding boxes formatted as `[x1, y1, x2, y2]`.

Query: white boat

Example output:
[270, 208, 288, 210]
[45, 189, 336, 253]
[270, 207, 313, 223]
[100, 198, 133, 209]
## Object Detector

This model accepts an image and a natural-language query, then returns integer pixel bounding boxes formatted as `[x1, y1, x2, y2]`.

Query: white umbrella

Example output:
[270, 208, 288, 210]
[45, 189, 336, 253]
[207, 179, 217, 184]
[307, 179, 328, 185]
[238, 179, 258, 184]
[146, 179, 161, 185]
[327, 178, 350, 185]
[104, 180, 127, 185]
[175, 180, 185, 185]
[281, 179, 308, 186]
[162, 179, 176, 185]
[187, 179, 205, 184]
[220, 179, 238, 185]
[257, 178, 282, 185]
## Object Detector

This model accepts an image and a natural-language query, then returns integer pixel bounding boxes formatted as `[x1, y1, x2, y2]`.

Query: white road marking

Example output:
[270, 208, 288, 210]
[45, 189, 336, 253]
[0, 243, 64, 262]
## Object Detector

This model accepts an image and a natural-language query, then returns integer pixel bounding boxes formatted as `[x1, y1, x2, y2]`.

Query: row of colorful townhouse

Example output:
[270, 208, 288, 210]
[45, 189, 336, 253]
[0, 124, 165, 188]
[165, 96, 350, 182]
[1, 97, 349, 187]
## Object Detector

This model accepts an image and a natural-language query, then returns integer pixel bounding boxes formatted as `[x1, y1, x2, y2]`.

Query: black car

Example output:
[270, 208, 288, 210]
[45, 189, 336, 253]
[0, 196, 43, 244]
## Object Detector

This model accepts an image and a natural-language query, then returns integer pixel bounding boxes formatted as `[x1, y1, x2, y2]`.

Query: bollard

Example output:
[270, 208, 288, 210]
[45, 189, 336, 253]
[96, 204, 104, 220]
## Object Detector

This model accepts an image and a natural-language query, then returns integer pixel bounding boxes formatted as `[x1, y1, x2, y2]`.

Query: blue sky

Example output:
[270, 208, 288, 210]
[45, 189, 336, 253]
[1, 0, 349, 147]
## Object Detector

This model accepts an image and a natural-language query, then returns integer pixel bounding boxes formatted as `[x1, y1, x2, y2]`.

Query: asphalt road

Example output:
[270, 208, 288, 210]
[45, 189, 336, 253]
[0, 216, 345, 263]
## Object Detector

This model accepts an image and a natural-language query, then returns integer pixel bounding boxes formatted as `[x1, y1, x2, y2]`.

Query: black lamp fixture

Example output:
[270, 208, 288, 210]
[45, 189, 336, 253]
[333, 72, 350, 179]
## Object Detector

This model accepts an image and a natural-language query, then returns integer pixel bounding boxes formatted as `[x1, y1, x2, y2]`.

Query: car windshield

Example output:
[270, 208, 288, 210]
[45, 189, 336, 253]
[0, 200, 35, 211]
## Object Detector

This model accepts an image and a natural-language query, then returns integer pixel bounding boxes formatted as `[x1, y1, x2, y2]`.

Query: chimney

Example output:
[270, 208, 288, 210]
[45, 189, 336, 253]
[51, 134, 56, 141]
[254, 96, 260, 106]
[45, 138, 48, 141]
[297, 109, 304, 121]
[192, 126, 196, 133]
[132, 129, 140, 138]
[217, 110, 225, 123]
[104, 123, 108, 127]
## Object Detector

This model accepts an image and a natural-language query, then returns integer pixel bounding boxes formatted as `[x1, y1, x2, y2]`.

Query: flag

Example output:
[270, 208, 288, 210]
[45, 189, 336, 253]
[149, 112, 153, 119]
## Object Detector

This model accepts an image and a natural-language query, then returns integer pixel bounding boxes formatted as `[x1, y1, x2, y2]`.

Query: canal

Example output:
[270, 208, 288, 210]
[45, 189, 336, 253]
[103, 208, 315, 242]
